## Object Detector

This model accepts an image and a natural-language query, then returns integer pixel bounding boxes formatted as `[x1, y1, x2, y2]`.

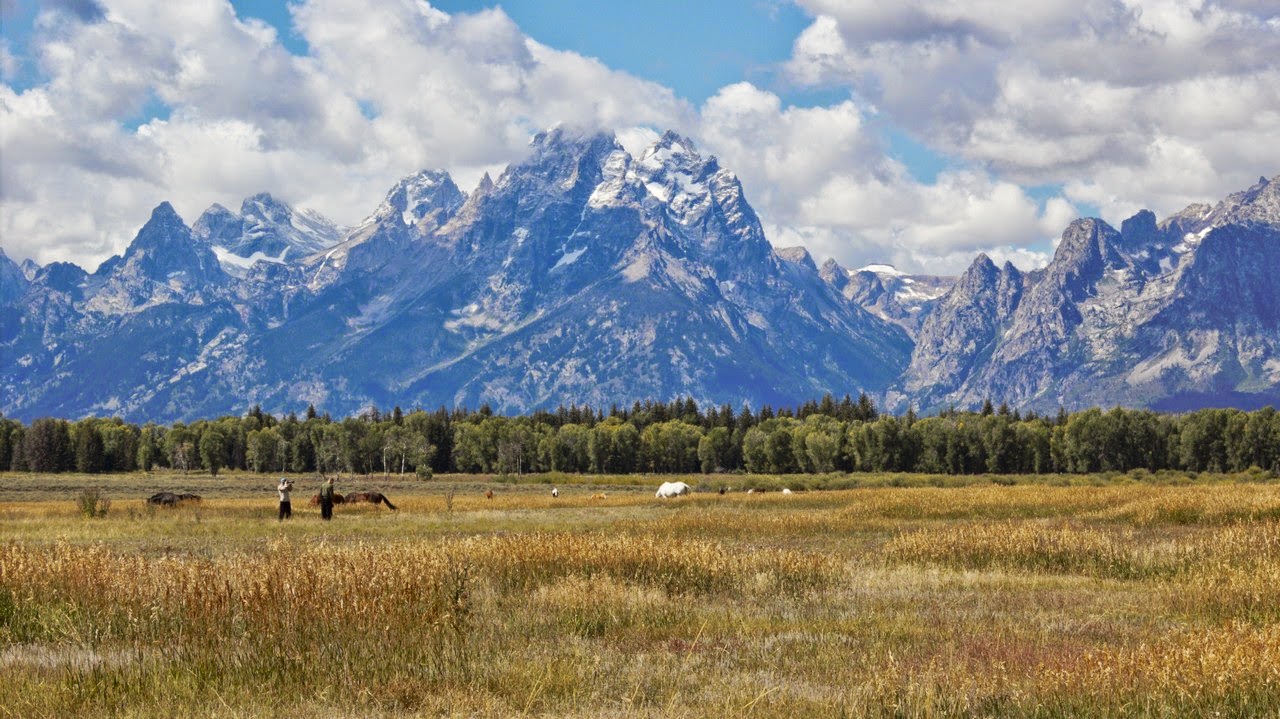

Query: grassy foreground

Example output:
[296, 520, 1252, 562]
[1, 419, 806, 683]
[2, 472, 1279, 717]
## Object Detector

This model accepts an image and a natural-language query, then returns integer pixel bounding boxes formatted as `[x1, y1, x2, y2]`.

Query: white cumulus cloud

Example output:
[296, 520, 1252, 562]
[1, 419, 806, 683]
[696, 82, 1066, 273]
[787, 0, 1280, 225]
[8, 0, 1254, 277]
[0, 0, 692, 269]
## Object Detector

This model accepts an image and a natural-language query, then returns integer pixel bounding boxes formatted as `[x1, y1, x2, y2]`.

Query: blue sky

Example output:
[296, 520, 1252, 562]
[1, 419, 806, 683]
[2, 0, 1276, 273]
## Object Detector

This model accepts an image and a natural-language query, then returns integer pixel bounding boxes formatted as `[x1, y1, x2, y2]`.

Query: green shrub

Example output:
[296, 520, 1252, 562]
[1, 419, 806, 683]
[75, 488, 110, 518]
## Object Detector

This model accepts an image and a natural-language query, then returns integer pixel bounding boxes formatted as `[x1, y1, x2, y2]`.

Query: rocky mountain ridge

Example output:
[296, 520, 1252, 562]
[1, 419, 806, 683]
[895, 175, 1280, 412]
[2, 128, 912, 421]
[2, 133, 1275, 421]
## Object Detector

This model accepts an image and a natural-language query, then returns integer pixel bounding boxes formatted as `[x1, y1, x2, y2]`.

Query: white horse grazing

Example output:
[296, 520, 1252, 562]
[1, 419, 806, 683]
[655, 481, 691, 498]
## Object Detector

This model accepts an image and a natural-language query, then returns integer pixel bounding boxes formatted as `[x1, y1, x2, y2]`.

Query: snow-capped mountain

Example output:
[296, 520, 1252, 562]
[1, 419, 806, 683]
[1, 128, 911, 421]
[820, 260, 954, 337]
[2, 138, 1275, 421]
[192, 193, 343, 276]
[897, 175, 1280, 412]
[258, 128, 910, 415]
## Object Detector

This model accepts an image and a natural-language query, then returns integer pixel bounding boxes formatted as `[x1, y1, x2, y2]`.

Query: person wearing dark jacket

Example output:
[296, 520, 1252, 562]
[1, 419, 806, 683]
[319, 476, 336, 521]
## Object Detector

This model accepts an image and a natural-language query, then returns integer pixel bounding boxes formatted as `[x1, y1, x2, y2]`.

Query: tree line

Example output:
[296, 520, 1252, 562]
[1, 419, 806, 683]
[2, 395, 1278, 477]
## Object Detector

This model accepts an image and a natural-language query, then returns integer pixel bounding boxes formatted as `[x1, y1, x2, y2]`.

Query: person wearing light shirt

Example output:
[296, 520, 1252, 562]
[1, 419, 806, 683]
[277, 477, 293, 520]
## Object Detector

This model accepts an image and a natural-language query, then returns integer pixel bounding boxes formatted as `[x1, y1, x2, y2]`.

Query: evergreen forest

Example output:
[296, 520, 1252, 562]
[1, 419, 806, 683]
[3, 395, 1278, 477]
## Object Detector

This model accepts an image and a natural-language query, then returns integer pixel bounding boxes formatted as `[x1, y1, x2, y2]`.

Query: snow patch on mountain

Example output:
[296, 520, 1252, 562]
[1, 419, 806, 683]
[552, 247, 586, 269]
[212, 246, 288, 276]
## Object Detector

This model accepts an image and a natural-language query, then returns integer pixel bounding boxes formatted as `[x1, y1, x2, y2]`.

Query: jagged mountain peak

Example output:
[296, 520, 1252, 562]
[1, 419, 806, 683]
[532, 124, 616, 149]
[641, 130, 702, 163]
[375, 169, 464, 227]
[969, 253, 997, 272]
[240, 192, 292, 223]
[33, 261, 89, 298]
[899, 173, 1280, 413]
[818, 258, 849, 291]
[626, 131, 768, 275]
[71, 201, 229, 315]
[0, 247, 28, 304]
[837, 262, 956, 340]
[1050, 217, 1127, 278]
[944, 253, 1020, 303]
[1119, 209, 1158, 246]
[126, 202, 192, 257]
[144, 200, 182, 226]
[896, 248, 1025, 406]
[775, 246, 817, 271]
[192, 192, 343, 273]
[524, 126, 622, 174]
[1213, 173, 1278, 226]
[481, 128, 626, 210]
[637, 130, 721, 181]
[1158, 173, 1278, 237]
[19, 258, 40, 281]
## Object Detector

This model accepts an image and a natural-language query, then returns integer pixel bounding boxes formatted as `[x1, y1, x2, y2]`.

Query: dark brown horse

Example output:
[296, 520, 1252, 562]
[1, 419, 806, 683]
[308, 493, 345, 506]
[147, 492, 202, 507]
[343, 492, 397, 510]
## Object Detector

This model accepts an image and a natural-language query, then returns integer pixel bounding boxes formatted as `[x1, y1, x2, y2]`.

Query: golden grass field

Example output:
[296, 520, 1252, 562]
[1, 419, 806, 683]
[2, 471, 1279, 718]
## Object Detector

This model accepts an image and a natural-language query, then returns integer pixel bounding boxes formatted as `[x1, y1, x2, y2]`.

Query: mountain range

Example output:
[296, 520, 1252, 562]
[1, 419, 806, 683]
[1, 127, 1276, 421]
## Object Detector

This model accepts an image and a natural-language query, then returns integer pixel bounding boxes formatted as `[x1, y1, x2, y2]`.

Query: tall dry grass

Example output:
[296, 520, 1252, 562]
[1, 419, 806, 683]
[3, 477, 1280, 716]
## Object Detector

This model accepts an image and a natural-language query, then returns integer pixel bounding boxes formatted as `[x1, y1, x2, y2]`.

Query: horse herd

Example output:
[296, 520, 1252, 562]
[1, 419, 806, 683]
[145, 490, 397, 510]
[653, 481, 792, 497]
[143, 482, 787, 511]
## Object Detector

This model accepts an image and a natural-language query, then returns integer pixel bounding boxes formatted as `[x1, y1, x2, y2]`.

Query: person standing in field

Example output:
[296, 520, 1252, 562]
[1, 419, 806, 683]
[319, 475, 336, 521]
[277, 477, 293, 520]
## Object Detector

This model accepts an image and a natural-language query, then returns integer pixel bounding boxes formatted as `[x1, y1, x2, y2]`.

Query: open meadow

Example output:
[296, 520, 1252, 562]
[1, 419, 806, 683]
[3, 471, 1279, 717]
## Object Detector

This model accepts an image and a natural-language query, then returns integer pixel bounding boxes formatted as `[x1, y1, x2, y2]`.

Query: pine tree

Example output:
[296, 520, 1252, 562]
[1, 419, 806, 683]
[856, 392, 878, 422]
[816, 393, 833, 417]
[72, 420, 105, 473]
[24, 418, 71, 472]
[839, 394, 855, 422]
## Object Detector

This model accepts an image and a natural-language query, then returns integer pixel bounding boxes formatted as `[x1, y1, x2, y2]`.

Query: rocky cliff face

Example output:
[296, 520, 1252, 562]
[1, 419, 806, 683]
[899, 175, 1280, 412]
[85, 202, 231, 315]
[1, 128, 911, 421]
[892, 255, 1023, 410]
